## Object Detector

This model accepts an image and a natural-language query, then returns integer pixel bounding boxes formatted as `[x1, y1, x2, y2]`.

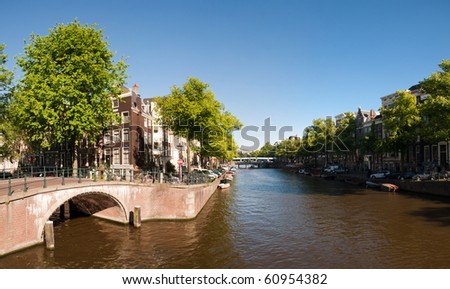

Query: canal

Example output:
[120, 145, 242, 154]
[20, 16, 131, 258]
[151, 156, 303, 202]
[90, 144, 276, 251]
[1, 168, 450, 268]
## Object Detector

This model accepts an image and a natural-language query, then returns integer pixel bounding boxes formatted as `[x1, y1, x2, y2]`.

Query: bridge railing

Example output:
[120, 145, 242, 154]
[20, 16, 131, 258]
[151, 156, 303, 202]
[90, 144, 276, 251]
[0, 166, 215, 197]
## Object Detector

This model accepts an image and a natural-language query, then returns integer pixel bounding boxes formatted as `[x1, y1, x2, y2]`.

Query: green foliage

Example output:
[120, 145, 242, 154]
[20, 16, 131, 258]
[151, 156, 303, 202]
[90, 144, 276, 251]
[302, 117, 337, 154]
[419, 59, 450, 142]
[336, 113, 356, 153]
[380, 90, 420, 148]
[0, 44, 16, 159]
[380, 90, 420, 170]
[10, 20, 127, 151]
[360, 122, 382, 154]
[275, 138, 301, 160]
[155, 77, 242, 161]
[256, 142, 276, 157]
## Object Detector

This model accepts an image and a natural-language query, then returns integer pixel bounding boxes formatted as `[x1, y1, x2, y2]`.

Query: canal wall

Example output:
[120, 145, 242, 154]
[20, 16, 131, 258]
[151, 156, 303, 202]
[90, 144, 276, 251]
[93, 179, 221, 222]
[0, 178, 220, 256]
[334, 174, 450, 198]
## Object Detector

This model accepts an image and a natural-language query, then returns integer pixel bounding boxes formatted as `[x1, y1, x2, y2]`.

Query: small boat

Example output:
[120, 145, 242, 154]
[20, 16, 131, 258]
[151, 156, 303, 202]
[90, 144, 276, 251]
[218, 179, 232, 189]
[218, 182, 231, 189]
[365, 181, 381, 189]
[381, 183, 399, 192]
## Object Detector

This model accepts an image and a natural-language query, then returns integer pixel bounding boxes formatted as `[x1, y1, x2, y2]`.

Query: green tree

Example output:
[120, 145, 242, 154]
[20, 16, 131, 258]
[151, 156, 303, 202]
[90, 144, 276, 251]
[155, 77, 241, 170]
[258, 142, 276, 157]
[380, 90, 421, 171]
[10, 20, 127, 170]
[275, 138, 301, 162]
[201, 111, 242, 161]
[0, 44, 16, 160]
[309, 117, 337, 164]
[419, 59, 450, 142]
[335, 113, 356, 166]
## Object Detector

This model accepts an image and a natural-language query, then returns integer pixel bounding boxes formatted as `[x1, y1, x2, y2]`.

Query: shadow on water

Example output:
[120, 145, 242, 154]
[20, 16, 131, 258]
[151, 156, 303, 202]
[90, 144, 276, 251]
[409, 206, 450, 227]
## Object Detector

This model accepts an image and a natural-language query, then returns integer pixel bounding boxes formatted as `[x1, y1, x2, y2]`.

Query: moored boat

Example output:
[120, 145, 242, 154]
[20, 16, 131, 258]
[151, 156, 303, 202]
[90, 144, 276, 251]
[380, 183, 399, 192]
[218, 182, 231, 189]
[365, 181, 381, 189]
[218, 178, 232, 189]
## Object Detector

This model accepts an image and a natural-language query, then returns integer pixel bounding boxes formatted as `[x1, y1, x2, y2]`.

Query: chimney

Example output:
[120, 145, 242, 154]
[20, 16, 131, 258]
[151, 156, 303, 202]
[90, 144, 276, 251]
[132, 83, 139, 95]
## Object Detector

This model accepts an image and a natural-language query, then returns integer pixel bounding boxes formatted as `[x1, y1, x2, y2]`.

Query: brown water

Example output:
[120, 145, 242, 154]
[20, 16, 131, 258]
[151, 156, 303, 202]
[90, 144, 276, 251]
[2, 169, 450, 269]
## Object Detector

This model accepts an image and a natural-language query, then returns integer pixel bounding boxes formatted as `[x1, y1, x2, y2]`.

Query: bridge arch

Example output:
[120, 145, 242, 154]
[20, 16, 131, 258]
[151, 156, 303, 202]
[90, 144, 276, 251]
[38, 188, 128, 242]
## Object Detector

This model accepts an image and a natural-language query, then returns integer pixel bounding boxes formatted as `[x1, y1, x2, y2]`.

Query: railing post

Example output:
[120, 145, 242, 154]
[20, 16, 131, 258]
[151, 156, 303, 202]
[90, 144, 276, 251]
[44, 221, 55, 250]
[130, 170, 133, 182]
[61, 174, 65, 186]
[94, 169, 97, 182]
[43, 166, 47, 188]
[133, 206, 141, 228]
[24, 175, 28, 192]
[78, 168, 82, 183]
[8, 177, 12, 196]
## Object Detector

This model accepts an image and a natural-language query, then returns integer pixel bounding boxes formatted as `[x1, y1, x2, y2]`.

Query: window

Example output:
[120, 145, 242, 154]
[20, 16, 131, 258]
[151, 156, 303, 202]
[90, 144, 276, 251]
[154, 125, 159, 133]
[122, 111, 129, 124]
[424, 146, 430, 163]
[122, 148, 129, 164]
[123, 128, 129, 142]
[154, 142, 159, 149]
[112, 99, 119, 108]
[113, 148, 120, 164]
[104, 131, 111, 145]
[432, 145, 438, 162]
[113, 130, 120, 144]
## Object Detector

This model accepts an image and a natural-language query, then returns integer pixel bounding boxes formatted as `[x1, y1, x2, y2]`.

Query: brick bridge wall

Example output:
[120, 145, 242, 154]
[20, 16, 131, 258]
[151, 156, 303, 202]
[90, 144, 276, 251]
[0, 178, 219, 256]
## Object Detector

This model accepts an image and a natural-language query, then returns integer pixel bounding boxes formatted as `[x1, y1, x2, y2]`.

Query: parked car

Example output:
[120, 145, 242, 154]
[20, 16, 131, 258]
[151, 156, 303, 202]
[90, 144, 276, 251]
[386, 171, 416, 180]
[386, 172, 401, 179]
[399, 171, 416, 180]
[412, 173, 431, 181]
[332, 167, 348, 174]
[370, 170, 390, 179]
[323, 165, 339, 173]
[192, 169, 217, 181]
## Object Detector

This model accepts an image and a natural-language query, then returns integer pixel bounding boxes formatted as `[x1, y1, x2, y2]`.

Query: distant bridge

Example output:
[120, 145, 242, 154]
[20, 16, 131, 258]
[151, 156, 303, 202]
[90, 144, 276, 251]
[232, 157, 275, 168]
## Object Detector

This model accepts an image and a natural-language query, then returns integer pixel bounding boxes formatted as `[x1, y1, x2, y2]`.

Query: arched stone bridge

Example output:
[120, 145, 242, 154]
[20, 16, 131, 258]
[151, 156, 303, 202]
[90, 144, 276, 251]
[0, 178, 219, 256]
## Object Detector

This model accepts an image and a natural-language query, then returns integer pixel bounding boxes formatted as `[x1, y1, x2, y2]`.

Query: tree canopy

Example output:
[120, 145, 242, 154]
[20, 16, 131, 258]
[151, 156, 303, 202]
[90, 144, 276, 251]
[380, 90, 420, 170]
[419, 59, 450, 142]
[10, 20, 127, 160]
[0, 44, 15, 160]
[155, 77, 242, 166]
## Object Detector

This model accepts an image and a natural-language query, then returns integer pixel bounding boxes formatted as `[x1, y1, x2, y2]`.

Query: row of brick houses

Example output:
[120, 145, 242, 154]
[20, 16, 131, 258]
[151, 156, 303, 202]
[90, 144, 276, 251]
[91, 84, 190, 178]
[351, 85, 449, 173]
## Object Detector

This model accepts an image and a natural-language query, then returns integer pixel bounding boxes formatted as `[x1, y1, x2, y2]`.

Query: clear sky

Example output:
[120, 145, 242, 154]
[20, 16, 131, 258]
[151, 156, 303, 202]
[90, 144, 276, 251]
[2, 0, 450, 150]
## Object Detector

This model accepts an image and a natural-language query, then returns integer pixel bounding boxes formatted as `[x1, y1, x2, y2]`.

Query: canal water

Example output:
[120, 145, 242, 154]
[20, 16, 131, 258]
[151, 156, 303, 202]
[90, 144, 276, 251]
[2, 168, 450, 269]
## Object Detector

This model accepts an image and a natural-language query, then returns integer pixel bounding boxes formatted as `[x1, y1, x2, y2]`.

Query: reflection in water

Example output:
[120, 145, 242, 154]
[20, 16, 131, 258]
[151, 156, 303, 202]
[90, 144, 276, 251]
[2, 169, 450, 268]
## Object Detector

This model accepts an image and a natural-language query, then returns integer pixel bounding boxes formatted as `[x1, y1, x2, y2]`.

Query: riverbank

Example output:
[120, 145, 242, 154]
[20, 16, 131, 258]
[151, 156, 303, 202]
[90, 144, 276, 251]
[284, 165, 450, 198]
[334, 173, 450, 198]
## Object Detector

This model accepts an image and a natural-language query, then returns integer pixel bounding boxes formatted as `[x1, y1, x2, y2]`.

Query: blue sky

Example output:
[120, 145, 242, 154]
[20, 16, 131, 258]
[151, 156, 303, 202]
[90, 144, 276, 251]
[2, 0, 450, 150]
